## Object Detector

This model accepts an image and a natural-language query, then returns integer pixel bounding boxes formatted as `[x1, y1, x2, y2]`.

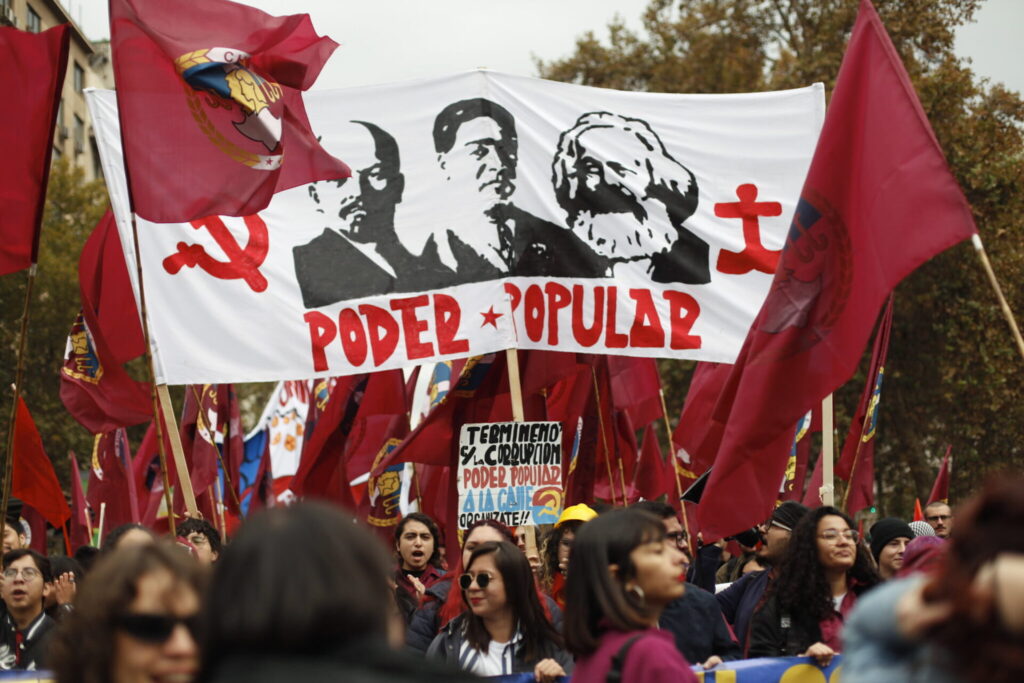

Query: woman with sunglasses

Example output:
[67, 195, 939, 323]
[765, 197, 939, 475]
[748, 506, 879, 665]
[563, 508, 696, 683]
[49, 541, 205, 683]
[426, 541, 571, 681]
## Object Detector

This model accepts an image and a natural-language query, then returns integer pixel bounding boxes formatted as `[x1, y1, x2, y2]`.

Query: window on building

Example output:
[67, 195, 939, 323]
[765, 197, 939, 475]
[26, 5, 41, 33]
[74, 62, 84, 93]
[73, 114, 84, 154]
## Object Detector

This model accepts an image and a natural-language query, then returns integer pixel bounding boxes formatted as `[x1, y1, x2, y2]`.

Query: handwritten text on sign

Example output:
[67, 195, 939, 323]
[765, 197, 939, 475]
[457, 422, 563, 529]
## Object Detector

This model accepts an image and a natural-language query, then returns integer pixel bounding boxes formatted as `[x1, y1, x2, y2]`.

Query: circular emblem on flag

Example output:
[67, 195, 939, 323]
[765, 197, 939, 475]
[754, 187, 853, 360]
[175, 47, 285, 170]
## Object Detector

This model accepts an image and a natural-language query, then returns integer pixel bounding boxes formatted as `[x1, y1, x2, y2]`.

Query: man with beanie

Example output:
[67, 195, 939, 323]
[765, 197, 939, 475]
[715, 501, 810, 654]
[870, 517, 914, 580]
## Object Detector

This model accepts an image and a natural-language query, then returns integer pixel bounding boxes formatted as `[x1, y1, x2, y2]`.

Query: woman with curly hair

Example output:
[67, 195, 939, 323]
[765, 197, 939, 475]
[843, 475, 1024, 683]
[748, 505, 879, 664]
[49, 541, 205, 683]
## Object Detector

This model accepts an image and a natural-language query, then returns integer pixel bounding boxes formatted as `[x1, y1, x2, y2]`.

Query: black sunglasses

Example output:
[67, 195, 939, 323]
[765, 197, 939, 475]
[116, 613, 199, 644]
[459, 572, 491, 591]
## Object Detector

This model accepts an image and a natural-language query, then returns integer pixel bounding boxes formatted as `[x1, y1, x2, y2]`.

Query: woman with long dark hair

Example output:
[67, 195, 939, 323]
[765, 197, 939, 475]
[563, 508, 695, 682]
[394, 512, 446, 602]
[426, 541, 571, 680]
[748, 505, 879, 664]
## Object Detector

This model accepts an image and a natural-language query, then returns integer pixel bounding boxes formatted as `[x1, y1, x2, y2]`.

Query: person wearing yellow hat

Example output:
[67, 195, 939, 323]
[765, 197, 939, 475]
[543, 504, 598, 608]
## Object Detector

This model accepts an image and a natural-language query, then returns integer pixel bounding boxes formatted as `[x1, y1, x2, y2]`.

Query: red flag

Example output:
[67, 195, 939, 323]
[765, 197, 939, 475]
[109, 0, 349, 223]
[0, 25, 69, 275]
[607, 357, 663, 429]
[635, 425, 672, 501]
[696, 0, 977, 540]
[290, 375, 367, 506]
[802, 453, 824, 507]
[68, 452, 92, 551]
[913, 498, 924, 522]
[839, 297, 895, 513]
[176, 384, 245, 514]
[779, 410, 814, 503]
[671, 362, 732, 481]
[86, 429, 139, 531]
[927, 446, 952, 505]
[545, 364, 598, 507]
[11, 398, 71, 529]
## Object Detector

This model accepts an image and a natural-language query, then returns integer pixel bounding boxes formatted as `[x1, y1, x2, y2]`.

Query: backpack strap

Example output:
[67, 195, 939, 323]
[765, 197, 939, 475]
[606, 634, 643, 683]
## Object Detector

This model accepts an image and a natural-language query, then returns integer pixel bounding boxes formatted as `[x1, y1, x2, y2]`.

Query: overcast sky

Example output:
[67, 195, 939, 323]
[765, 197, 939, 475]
[70, 0, 1021, 94]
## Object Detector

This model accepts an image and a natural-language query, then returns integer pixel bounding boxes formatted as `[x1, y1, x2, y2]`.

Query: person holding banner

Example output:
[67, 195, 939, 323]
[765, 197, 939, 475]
[747, 506, 879, 666]
[426, 541, 571, 681]
[563, 508, 696, 683]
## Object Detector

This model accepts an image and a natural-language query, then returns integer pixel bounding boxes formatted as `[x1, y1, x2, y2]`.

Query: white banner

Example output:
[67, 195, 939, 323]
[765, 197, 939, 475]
[88, 71, 823, 384]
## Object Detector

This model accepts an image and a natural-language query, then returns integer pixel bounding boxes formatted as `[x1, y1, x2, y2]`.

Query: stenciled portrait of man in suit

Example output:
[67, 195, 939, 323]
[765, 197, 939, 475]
[551, 111, 708, 284]
[293, 121, 453, 309]
[432, 98, 607, 283]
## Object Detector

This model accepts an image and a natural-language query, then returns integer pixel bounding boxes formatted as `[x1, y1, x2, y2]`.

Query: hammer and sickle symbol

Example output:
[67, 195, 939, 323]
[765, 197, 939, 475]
[162, 214, 269, 293]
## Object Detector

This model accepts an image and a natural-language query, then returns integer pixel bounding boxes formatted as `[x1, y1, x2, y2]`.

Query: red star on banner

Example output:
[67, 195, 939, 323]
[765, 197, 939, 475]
[480, 306, 503, 328]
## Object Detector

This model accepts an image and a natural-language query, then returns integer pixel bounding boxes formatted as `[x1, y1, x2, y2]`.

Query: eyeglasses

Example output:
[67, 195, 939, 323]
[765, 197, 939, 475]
[818, 529, 859, 543]
[926, 515, 952, 523]
[116, 613, 200, 644]
[2, 567, 41, 581]
[459, 572, 493, 590]
[665, 531, 688, 547]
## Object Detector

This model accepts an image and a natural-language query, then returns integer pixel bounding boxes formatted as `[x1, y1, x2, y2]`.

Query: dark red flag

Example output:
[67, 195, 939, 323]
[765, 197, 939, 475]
[68, 452, 92, 551]
[109, 0, 349, 223]
[86, 429, 139, 532]
[176, 384, 245, 514]
[802, 452, 824, 507]
[0, 25, 69, 275]
[696, 0, 977, 540]
[545, 364, 598, 507]
[839, 297, 895, 513]
[11, 398, 71, 529]
[635, 424, 672, 501]
[607, 356, 663, 429]
[671, 362, 732, 481]
[779, 410, 815, 503]
[927, 446, 952, 505]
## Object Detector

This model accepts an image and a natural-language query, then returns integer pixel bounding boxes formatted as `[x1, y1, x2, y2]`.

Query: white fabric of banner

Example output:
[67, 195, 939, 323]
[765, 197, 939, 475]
[88, 71, 824, 384]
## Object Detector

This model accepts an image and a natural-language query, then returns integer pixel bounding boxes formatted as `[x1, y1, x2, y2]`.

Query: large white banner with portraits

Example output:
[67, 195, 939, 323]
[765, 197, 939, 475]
[89, 71, 824, 385]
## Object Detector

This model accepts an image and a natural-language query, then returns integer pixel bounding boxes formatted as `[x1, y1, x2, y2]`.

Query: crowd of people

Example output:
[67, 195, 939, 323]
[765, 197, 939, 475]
[0, 478, 1021, 682]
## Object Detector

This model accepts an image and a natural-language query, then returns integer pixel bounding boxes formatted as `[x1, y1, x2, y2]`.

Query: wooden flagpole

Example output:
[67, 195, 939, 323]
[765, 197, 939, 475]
[820, 394, 835, 506]
[96, 502, 107, 548]
[658, 387, 693, 553]
[156, 384, 198, 517]
[590, 368, 621, 506]
[505, 349, 525, 422]
[1, 266, 38, 532]
[972, 234, 1024, 362]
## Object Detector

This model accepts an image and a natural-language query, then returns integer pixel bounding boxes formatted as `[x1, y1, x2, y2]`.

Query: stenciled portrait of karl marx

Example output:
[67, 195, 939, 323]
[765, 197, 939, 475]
[551, 111, 709, 285]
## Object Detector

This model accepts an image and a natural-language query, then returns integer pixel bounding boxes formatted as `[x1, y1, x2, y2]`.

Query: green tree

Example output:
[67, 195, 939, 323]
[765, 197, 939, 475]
[540, 0, 1024, 515]
[1, 159, 109, 487]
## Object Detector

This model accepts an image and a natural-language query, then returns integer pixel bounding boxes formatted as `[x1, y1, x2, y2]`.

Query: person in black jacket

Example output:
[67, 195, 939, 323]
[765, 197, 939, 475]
[426, 541, 571, 681]
[632, 501, 741, 668]
[748, 506, 879, 665]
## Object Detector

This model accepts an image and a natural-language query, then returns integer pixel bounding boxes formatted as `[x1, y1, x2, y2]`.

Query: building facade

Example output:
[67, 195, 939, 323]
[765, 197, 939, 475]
[1, 0, 110, 181]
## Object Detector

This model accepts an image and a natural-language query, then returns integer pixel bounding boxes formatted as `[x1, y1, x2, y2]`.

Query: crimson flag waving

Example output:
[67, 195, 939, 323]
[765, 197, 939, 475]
[86, 429, 139, 531]
[927, 446, 952, 505]
[109, 0, 349, 223]
[838, 296, 895, 513]
[12, 398, 71, 529]
[697, 0, 977, 540]
[0, 25, 69, 275]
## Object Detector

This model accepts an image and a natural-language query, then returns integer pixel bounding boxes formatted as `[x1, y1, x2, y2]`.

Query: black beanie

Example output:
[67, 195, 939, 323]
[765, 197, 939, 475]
[771, 501, 809, 530]
[870, 517, 914, 560]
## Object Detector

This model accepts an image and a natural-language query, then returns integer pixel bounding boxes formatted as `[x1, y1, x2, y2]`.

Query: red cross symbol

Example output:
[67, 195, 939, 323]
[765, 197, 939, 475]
[715, 183, 782, 275]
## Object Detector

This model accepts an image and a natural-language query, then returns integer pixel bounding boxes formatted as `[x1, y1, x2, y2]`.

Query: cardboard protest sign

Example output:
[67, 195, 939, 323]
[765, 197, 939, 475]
[457, 421, 563, 529]
[88, 71, 823, 384]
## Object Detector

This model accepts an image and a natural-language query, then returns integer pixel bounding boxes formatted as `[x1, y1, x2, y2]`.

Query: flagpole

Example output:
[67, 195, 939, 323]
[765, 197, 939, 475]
[972, 234, 1024, 361]
[1, 265, 38, 532]
[658, 387, 694, 556]
[820, 394, 835, 506]
[590, 368, 620, 506]
[97, 502, 107, 547]
[123, 208, 199, 519]
[505, 349, 525, 422]
[156, 384, 198, 517]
